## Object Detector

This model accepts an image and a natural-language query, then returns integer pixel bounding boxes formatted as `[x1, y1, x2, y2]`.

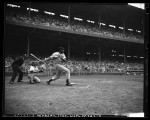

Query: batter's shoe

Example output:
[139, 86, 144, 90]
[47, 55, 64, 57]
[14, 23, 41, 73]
[47, 79, 53, 85]
[66, 83, 73, 86]
[17, 80, 23, 82]
[66, 79, 73, 86]
[9, 81, 14, 84]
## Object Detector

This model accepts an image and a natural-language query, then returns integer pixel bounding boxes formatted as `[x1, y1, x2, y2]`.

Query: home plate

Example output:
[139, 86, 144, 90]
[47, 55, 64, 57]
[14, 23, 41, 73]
[70, 83, 78, 85]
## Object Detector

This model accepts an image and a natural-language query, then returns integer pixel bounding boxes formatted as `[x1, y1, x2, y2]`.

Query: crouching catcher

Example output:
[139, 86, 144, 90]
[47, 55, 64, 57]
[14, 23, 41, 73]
[28, 61, 43, 84]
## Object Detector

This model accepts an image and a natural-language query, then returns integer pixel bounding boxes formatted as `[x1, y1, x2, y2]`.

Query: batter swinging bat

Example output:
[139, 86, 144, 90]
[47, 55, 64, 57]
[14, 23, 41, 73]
[30, 53, 42, 62]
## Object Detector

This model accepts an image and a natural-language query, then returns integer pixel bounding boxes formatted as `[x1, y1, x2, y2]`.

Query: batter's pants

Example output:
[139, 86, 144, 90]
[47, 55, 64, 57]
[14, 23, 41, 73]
[51, 64, 70, 80]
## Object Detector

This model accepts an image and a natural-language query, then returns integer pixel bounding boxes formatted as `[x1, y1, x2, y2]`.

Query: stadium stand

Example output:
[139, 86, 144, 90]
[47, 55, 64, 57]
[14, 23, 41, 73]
[5, 56, 144, 76]
[6, 11, 144, 42]
[5, 5, 144, 76]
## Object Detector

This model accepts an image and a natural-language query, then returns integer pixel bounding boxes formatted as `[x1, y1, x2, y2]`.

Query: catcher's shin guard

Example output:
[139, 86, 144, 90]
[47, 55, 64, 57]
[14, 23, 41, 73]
[28, 74, 34, 84]
[30, 81, 34, 84]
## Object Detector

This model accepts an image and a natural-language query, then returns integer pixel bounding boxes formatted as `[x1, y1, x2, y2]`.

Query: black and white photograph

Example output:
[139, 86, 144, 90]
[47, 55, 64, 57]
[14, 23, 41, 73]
[3, 2, 148, 117]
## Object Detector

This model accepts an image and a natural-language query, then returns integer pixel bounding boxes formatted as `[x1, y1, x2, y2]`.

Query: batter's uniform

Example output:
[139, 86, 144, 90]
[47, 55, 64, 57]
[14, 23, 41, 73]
[50, 52, 70, 80]
[46, 51, 72, 86]
[9, 57, 25, 84]
[28, 65, 41, 84]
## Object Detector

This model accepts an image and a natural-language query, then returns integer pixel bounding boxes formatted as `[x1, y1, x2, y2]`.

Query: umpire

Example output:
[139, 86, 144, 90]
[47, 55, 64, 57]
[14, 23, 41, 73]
[9, 54, 27, 84]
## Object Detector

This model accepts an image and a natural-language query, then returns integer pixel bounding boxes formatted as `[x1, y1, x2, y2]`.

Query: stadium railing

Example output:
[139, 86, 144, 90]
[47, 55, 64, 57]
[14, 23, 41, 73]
[5, 60, 144, 76]
[125, 70, 144, 75]
[5, 66, 135, 76]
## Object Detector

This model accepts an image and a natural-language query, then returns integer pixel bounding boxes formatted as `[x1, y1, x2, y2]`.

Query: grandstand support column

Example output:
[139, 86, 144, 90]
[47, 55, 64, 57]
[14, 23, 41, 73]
[68, 5, 71, 24]
[124, 47, 126, 63]
[123, 23, 125, 34]
[123, 16, 126, 34]
[27, 30, 30, 58]
[98, 13, 101, 29]
[142, 18, 144, 38]
[68, 40, 70, 60]
[27, 3, 31, 58]
[98, 45, 101, 62]
[27, 28, 36, 57]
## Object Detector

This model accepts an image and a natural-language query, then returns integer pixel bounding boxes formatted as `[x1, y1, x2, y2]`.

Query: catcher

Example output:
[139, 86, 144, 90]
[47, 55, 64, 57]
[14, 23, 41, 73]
[42, 47, 72, 86]
[28, 61, 43, 84]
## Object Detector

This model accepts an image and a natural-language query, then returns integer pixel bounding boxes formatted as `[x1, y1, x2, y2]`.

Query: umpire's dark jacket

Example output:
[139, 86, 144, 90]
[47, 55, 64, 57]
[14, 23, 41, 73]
[12, 57, 24, 67]
[9, 57, 25, 83]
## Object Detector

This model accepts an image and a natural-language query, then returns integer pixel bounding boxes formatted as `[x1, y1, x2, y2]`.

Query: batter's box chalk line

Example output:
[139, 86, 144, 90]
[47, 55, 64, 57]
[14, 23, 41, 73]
[70, 82, 91, 87]
[101, 80, 113, 83]
[70, 82, 78, 85]
[78, 85, 90, 89]
[73, 85, 90, 89]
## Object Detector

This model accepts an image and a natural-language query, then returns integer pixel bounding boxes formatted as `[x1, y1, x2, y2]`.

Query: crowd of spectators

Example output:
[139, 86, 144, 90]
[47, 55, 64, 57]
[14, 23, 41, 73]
[5, 56, 144, 75]
[5, 11, 144, 42]
[5, 57, 14, 67]
[5, 10, 144, 75]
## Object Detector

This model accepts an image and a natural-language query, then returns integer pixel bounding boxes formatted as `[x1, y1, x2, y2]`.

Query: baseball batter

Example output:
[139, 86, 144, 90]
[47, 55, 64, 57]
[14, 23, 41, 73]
[28, 61, 42, 84]
[42, 47, 72, 86]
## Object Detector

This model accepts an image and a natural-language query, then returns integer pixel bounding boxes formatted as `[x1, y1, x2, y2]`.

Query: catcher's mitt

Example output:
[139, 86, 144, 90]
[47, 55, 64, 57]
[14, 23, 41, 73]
[39, 63, 46, 71]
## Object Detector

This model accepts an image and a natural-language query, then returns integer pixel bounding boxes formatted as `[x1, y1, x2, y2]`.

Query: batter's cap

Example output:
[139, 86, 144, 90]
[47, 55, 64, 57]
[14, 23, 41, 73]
[59, 47, 65, 51]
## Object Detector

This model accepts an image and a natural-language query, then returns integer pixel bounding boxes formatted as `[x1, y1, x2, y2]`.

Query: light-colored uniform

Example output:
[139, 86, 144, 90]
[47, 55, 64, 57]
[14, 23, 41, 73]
[50, 52, 70, 81]
[28, 65, 40, 83]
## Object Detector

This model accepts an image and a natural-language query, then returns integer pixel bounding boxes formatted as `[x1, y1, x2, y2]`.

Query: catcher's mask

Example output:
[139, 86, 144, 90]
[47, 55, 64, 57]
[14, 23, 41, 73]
[31, 61, 36, 66]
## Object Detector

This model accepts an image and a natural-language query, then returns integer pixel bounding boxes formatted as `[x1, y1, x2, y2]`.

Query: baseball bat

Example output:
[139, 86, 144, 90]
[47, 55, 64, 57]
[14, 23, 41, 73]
[30, 53, 42, 61]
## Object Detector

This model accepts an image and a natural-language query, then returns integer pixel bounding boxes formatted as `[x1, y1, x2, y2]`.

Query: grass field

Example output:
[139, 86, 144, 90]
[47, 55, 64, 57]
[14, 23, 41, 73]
[4, 75, 144, 116]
